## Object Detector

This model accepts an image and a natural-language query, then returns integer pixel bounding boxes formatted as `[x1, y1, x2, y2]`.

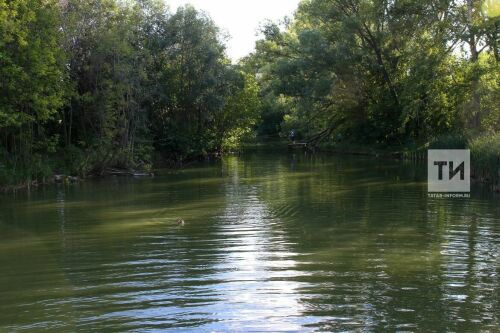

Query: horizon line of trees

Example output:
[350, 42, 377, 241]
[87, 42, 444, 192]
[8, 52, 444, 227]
[1, 0, 498, 188]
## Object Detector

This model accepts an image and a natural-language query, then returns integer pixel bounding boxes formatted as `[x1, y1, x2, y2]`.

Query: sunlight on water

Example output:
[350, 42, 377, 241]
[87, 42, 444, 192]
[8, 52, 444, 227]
[0, 152, 498, 331]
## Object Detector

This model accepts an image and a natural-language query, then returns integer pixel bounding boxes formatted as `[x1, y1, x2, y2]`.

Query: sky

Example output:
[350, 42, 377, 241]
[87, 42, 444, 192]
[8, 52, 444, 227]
[166, 0, 301, 61]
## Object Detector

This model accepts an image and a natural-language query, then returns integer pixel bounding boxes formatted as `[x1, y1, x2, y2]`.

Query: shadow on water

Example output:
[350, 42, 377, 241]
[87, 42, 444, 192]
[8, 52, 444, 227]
[0, 151, 498, 331]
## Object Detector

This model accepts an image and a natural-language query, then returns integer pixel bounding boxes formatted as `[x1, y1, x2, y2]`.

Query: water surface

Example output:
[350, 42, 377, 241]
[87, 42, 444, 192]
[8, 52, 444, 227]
[0, 152, 498, 331]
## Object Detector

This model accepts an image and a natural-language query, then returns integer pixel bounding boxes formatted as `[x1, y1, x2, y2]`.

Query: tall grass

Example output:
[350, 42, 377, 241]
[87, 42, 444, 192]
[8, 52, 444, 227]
[469, 133, 500, 186]
[428, 134, 468, 149]
[0, 151, 54, 190]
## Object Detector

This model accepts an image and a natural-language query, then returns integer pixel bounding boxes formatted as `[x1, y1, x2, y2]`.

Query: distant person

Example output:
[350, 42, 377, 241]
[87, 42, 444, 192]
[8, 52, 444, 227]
[290, 129, 296, 144]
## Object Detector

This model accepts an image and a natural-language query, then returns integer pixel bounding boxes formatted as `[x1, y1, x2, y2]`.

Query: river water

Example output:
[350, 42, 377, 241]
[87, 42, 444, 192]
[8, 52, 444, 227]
[0, 151, 498, 331]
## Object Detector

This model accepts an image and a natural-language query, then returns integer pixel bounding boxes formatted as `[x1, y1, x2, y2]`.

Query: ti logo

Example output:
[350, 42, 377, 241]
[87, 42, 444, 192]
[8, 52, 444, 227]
[428, 150, 470, 193]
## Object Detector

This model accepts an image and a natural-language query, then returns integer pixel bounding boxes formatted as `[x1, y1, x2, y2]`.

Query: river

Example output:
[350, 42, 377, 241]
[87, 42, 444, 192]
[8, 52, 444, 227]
[0, 151, 498, 331]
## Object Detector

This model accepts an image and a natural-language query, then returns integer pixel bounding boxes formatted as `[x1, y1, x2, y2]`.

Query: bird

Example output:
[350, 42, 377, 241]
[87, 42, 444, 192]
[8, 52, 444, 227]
[176, 219, 185, 226]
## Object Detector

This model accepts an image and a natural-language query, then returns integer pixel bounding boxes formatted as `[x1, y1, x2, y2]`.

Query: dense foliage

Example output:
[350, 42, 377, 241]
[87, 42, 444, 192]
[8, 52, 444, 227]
[245, 0, 499, 147]
[0, 0, 65, 184]
[0, 0, 498, 188]
[0, 0, 259, 185]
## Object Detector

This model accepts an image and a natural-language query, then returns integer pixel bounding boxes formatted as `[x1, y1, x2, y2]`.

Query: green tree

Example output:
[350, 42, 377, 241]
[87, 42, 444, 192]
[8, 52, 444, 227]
[0, 0, 65, 183]
[60, 0, 152, 173]
[149, 5, 239, 159]
[216, 73, 261, 150]
[247, 0, 498, 147]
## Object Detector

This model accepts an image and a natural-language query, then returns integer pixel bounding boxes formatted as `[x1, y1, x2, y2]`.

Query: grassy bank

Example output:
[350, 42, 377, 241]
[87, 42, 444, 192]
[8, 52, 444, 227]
[419, 133, 499, 189]
[2, 134, 498, 192]
[314, 133, 500, 191]
[469, 134, 500, 187]
[0, 145, 219, 192]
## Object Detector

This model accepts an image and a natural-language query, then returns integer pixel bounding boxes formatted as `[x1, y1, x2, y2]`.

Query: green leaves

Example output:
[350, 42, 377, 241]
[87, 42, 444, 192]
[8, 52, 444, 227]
[247, 0, 499, 146]
[0, 0, 64, 145]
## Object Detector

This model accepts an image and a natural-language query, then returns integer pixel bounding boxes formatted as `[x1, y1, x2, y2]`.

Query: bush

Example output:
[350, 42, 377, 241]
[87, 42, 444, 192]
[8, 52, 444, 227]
[0, 151, 53, 188]
[469, 133, 500, 185]
[429, 134, 468, 149]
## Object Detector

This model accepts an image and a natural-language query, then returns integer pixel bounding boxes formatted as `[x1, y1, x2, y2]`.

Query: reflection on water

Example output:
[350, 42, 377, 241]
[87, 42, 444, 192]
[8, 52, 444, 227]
[0, 152, 498, 331]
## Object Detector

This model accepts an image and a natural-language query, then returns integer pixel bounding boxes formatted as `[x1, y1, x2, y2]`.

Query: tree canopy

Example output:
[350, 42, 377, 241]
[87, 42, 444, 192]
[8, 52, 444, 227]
[0, 0, 260, 185]
[0, 0, 498, 187]
[245, 0, 498, 145]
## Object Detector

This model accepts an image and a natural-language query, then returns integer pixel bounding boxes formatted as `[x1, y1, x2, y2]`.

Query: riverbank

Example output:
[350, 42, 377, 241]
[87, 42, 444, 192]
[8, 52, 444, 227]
[0, 150, 217, 193]
[2, 134, 498, 193]
[247, 134, 499, 192]
[315, 134, 500, 192]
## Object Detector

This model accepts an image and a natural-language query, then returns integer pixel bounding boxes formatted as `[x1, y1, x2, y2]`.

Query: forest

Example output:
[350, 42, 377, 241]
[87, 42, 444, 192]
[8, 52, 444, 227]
[0, 0, 498, 188]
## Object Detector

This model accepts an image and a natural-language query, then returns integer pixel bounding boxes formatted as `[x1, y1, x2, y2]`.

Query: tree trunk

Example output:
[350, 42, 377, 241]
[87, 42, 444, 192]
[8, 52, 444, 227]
[467, 0, 481, 129]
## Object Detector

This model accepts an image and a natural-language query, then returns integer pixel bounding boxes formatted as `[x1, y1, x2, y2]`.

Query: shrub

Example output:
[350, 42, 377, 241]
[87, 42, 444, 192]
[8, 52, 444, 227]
[469, 133, 500, 185]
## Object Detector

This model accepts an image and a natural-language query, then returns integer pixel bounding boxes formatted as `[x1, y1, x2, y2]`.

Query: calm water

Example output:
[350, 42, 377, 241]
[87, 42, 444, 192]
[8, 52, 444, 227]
[0, 152, 498, 332]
